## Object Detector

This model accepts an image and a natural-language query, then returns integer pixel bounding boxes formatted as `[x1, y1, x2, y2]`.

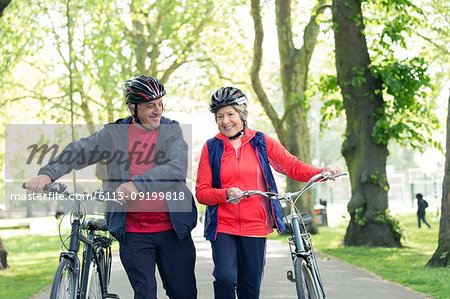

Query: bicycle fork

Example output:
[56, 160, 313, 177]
[59, 218, 83, 299]
[289, 215, 325, 298]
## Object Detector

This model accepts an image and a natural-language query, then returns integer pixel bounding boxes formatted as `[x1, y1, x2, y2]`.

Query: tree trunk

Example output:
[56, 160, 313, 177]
[0, 237, 8, 269]
[251, 0, 327, 233]
[1, 0, 12, 271]
[0, 0, 11, 17]
[332, 0, 401, 246]
[427, 93, 450, 267]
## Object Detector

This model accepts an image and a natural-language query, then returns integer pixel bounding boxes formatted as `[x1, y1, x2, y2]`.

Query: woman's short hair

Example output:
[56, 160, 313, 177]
[231, 103, 248, 122]
[215, 103, 248, 122]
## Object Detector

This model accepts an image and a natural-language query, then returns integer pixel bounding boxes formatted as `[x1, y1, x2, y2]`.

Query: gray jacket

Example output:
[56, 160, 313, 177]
[39, 116, 197, 243]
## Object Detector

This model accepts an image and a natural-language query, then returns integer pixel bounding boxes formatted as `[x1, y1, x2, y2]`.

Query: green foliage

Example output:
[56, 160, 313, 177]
[370, 57, 440, 150]
[314, 75, 344, 130]
[354, 207, 367, 226]
[369, 171, 389, 191]
[350, 67, 367, 88]
[1, 0, 252, 125]
[319, 0, 444, 152]
[0, 1, 44, 79]
[373, 210, 403, 239]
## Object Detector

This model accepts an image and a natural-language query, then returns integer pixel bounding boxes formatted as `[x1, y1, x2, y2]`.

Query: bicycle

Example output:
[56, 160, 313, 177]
[227, 172, 347, 299]
[23, 182, 120, 299]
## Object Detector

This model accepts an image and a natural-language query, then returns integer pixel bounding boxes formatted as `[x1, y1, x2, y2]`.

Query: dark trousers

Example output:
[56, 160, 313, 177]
[119, 230, 197, 299]
[418, 214, 431, 228]
[211, 233, 267, 299]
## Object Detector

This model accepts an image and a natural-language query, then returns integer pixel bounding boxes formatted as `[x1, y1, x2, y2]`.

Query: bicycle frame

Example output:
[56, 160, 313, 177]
[58, 216, 82, 299]
[56, 202, 104, 299]
[286, 197, 325, 298]
[30, 183, 117, 299]
[79, 227, 108, 298]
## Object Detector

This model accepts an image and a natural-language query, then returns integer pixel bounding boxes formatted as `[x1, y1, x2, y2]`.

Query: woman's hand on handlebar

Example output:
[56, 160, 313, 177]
[24, 175, 52, 193]
[226, 187, 243, 205]
[322, 165, 343, 180]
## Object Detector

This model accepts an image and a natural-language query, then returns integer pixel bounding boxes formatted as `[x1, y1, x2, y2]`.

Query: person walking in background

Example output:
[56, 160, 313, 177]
[416, 193, 431, 228]
[195, 86, 342, 298]
[318, 198, 328, 226]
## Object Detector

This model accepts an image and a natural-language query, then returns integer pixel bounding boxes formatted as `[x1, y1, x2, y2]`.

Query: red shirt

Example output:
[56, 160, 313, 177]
[125, 124, 173, 233]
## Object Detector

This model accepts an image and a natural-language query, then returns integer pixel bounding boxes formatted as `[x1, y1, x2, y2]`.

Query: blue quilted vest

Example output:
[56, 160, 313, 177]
[204, 132, 286, 240]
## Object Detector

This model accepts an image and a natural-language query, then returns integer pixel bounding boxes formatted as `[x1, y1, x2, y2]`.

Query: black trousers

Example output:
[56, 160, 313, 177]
[418, 214, 430, 228]
[211, 233, 267, 299]
[119, 230, 197, 299]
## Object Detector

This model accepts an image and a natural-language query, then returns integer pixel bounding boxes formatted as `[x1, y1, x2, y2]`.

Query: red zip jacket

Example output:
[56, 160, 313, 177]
[195, 128, 322, 237]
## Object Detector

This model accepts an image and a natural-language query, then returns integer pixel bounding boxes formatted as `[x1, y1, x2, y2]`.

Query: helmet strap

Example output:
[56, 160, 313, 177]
[132, 103, 153, 131]
[132, 103, 142, 124]
[228, 120, 247, 140]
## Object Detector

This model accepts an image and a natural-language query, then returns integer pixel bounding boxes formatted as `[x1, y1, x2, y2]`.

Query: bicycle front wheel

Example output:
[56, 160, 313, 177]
[294, 257, 319, 299]
[86, 258, 103, 299]
[50, 258, 76, 299]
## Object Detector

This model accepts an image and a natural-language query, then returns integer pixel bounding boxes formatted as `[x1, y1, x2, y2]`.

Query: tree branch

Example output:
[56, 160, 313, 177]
[250, 0, 287, 145]
[196, 57, 249, 86]
[44, 7, 69, 67]
[159, 5, 215, 84]
[413, 30, 449, 55]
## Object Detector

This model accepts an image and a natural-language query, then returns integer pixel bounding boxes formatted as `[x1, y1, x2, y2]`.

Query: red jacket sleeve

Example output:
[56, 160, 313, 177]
[264, 133, 323, 182]
[195, 142, 228, 205]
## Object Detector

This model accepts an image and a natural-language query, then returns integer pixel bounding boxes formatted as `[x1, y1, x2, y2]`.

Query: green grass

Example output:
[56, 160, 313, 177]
[0, 234, 61, 298]
[270, 212, 448, 299]
[0, 217, 120, 299]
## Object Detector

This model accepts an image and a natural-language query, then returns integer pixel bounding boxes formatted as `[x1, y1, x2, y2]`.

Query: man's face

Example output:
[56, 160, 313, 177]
[129, 99, 163, 129]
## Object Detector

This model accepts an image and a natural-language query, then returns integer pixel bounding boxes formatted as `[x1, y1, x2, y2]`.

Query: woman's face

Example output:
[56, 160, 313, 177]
[215, 105, 244, 138]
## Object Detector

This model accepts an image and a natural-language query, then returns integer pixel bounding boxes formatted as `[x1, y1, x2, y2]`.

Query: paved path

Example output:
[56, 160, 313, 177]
[33, 224, 427, 299]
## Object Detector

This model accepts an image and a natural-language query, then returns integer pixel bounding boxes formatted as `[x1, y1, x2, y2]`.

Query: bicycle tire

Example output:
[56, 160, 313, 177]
[50, 258, 76, 299]
[104, 246, 112, 286]
[86, 257, 103, 299]
[294, 257, 319, 299]
[96, 246, 110, 287]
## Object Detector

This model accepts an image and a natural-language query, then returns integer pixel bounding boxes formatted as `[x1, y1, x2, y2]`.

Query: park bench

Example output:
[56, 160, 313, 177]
[0, 222, 30, 230]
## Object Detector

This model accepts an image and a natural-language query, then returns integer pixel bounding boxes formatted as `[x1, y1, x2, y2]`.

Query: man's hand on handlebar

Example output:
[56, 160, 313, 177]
[24, 174, 52, 193]
[226, 187, 243, 205]
[116, 181, 139, 202]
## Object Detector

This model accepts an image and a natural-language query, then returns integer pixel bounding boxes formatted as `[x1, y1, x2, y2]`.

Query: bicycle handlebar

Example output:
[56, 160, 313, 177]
[22, 182, 123, 205]
[226, 172, 347, 203]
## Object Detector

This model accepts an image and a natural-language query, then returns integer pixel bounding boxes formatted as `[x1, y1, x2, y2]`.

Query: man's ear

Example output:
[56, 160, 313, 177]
[128, 103, 135, 115]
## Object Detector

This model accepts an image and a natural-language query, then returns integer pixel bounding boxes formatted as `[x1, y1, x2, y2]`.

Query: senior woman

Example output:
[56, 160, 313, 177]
[195, 87, 341, 299]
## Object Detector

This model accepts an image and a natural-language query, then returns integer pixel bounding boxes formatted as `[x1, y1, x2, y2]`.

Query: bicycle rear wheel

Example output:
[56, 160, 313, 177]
[50, 258, 76, 299]
[294, 257, 319, 299]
